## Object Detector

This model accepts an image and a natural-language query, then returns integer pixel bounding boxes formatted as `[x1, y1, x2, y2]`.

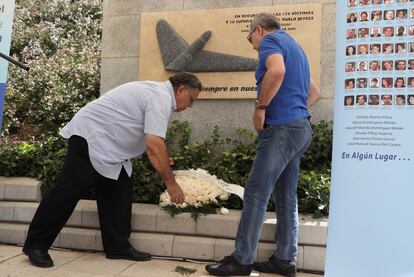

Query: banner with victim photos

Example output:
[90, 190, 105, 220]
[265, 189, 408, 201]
[326, 0, 414, 276]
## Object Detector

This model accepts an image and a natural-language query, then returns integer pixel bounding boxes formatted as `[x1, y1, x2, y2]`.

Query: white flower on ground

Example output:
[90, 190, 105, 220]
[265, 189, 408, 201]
[220, 207, 229, 215]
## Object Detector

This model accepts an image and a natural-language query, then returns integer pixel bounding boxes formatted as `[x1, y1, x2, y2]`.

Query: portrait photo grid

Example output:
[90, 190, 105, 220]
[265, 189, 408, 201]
[344, 0, 414, 107]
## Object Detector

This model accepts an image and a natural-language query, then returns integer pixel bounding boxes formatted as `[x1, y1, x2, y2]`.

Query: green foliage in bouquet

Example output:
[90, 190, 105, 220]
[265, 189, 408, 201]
[162, 204, 223, 221]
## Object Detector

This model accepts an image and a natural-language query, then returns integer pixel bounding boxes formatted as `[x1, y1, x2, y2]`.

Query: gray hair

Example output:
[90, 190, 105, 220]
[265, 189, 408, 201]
[169, 72, 202, 91]
[249, 13, 281, 33]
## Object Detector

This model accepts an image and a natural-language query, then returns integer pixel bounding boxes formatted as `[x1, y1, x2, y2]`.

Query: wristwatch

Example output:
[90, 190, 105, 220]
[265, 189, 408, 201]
[255, 99, 267, 110]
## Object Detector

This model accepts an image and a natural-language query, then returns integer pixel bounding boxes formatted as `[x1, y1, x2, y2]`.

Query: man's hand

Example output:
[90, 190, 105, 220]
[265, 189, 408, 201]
[307, 78, 321, 107]
[167, 183, 185, 204]
[253, 108, 266, 132]
[146, 134, 184, 204]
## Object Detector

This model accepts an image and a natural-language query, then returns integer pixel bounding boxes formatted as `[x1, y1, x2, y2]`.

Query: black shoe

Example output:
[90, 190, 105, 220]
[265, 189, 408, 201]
[106, 246, 151, 261]
[252, 255, 296, 277]
[205, 256, 252, 276]
[22, 248, 54, 268]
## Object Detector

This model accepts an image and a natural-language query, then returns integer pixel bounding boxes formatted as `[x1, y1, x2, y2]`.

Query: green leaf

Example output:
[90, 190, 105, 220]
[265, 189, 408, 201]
[175, 266, 197, 276]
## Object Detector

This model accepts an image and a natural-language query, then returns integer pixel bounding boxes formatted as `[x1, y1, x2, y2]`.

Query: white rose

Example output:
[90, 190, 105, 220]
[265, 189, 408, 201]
[220, 207, 229, 215]
[219, 193, 229, 201]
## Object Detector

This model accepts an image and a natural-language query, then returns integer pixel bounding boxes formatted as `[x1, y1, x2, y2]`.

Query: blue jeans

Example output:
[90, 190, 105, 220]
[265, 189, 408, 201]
[232, 118, 312, 265]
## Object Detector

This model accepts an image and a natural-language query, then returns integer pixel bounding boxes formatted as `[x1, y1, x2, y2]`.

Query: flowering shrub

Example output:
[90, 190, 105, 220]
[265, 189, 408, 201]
[2, 0, 102, 136]
[159, 169, 231, 218]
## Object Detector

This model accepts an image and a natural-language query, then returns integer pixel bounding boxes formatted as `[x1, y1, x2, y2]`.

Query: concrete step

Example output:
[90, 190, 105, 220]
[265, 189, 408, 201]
[0, 175, 327, 273]
[0, 200, 328, 245]
[0, 223, 325, 272]
[0, 177, 41, 202]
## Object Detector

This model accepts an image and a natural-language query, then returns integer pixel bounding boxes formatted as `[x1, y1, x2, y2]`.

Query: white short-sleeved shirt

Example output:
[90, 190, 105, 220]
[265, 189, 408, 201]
[60, 81, 176, 180]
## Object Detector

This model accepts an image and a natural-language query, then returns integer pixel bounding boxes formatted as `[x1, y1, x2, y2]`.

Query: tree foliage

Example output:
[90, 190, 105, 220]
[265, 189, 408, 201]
[2, 0, 102, 136]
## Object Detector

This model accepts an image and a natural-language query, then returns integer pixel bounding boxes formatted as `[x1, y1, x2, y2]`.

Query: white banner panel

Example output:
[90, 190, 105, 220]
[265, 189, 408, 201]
[0, 0, 15, 132]
[326, 1, 414, 277]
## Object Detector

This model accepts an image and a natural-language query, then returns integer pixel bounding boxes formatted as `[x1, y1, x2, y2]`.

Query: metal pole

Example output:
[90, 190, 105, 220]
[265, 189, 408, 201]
[0, 52, 30, 71]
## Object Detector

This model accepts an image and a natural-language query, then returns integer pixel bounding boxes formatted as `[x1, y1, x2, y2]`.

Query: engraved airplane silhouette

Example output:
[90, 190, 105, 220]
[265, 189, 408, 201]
[156, 19, 258, 72]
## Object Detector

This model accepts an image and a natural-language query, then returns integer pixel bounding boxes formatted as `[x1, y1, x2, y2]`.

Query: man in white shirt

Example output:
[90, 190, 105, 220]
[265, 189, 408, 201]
[22, 72, 202, 268]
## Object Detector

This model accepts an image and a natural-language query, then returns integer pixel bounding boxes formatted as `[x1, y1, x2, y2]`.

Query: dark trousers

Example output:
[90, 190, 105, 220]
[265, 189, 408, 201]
[24, 135, 132, 253]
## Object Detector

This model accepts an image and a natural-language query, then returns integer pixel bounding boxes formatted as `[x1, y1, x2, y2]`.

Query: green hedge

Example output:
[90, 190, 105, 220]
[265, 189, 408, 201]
[0, 121, 332, 217]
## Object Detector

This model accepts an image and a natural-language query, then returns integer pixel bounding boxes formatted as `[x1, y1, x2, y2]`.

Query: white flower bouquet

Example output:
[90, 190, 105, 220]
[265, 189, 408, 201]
[159, 168, 231, 218]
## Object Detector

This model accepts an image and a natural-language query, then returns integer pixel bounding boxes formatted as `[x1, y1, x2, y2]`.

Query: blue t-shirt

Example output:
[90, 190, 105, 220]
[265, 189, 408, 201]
[256, 29, 310, 125]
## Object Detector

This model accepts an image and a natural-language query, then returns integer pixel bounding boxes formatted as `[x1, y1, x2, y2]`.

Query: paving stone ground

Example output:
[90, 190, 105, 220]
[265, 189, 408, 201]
[0, 244, 323, 277]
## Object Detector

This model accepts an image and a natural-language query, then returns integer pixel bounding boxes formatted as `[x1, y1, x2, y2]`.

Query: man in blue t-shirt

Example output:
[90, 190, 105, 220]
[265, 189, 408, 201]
[206, 13, 320, 277]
